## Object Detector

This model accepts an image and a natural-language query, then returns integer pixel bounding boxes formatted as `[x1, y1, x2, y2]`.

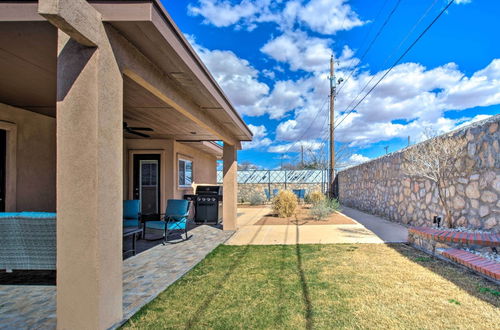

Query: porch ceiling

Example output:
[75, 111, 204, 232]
[0, 1, 253, 143]
[123, 76, 217, 141]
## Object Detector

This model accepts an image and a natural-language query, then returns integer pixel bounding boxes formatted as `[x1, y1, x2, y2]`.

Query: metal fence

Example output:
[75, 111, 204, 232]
[217, 169, 330, 202]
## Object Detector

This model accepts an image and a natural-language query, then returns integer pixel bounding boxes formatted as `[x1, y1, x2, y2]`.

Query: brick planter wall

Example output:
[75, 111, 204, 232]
[338, 115, 500, 231]
[409, 227, 500, 282]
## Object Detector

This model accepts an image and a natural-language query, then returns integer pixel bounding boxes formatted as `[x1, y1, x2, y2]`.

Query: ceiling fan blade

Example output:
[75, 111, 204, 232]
[128, 127, 153, 131]
[126, 130, 150, 138]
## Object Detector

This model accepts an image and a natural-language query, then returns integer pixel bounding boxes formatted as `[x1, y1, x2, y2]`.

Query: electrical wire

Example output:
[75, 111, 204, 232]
[335, 0, 441, 127]
[279, 95, 329, 156]
[336, 0, 402, 97]
[334, 0, 456, 130]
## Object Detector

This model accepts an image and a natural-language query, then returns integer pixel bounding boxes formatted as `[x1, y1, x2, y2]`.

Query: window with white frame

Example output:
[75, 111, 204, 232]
[178, 158, 193, 187]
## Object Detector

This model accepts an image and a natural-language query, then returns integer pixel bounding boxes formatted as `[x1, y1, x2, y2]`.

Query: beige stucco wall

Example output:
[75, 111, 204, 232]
[124, 138, 217, 211]
[0, 103, 56, 212]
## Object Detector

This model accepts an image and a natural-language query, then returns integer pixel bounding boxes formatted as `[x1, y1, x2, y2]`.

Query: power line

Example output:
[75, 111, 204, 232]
[335, 0, 456, 130]
[279, 95, 329, 156]
[336, 0, 402, 97]
[336, 0, 441, 125]
[336, 0, 391, 89]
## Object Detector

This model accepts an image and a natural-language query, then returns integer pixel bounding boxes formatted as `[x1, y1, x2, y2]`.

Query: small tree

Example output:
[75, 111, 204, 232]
[402, 133, 467, 228]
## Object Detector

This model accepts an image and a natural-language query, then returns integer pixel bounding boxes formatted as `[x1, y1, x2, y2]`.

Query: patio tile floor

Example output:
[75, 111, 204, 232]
[0, 225, 233, 329]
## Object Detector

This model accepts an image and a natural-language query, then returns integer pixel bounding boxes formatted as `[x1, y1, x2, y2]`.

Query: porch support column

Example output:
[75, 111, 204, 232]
[223, 143, 238, 230]
[43, 0, 124, 328]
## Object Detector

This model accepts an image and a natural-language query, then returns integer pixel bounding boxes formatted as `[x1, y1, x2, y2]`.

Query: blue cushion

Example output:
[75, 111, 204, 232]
[165, 199, 189, 221]
[0, 212, 56, 219]
[124, 200, 140, 220]
[145, 219, 187, 231]
[123, 219, 140, 228]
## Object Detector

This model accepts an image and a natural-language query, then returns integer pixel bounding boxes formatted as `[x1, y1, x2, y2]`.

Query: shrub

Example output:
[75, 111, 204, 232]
[309, 198, 341, 220]
[272, 190, 298, 218]
[305, 191, 325, 205]
[248, 192, 265, 205]
[326, 198, 341, 212]
[310, 201, 331, 220]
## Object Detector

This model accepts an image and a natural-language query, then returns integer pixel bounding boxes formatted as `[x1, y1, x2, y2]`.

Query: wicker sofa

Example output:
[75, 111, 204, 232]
[0, 212, 56, 271]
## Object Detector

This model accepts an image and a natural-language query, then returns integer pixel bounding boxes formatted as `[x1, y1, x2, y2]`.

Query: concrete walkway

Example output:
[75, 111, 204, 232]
[341, 206, 408, 243]
[226, 205, 407, 246]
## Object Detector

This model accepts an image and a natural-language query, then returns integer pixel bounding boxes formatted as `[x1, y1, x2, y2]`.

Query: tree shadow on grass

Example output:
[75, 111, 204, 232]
[387, 244, 499, 307]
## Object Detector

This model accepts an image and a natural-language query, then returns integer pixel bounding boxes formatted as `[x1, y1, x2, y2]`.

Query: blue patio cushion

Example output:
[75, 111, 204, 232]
[123, 200, 141, 219]
[0, 212, 56, 219]
[144, 199, 189, 232]
[123, 219, 140, 228]
[145, 219, 187, 231]
[165, 199, 189, 221]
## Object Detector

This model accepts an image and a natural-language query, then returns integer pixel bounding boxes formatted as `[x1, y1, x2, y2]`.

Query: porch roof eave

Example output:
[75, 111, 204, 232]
[0, 0, 253, 145]
[90, 0, 254, 144]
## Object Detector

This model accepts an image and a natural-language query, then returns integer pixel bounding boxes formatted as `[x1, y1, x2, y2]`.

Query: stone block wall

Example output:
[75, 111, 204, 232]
[338, 115, 500, 231]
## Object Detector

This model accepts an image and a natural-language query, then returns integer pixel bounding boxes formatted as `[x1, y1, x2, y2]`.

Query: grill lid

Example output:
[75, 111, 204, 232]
[195, 185, 222, 195]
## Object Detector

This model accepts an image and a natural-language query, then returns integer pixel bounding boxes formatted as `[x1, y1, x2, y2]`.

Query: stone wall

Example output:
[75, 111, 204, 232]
[338, 115, 500, 231]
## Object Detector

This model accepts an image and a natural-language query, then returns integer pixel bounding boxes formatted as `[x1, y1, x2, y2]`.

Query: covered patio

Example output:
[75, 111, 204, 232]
[0, 225, 233, 329]
[0, 0, 251, 329]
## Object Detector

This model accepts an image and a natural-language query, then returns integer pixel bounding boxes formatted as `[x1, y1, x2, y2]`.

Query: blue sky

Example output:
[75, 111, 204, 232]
[161, 0, 500, 169]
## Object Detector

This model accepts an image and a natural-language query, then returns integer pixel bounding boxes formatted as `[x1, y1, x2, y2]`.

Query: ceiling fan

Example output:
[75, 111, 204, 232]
[123, 122, 153, 138]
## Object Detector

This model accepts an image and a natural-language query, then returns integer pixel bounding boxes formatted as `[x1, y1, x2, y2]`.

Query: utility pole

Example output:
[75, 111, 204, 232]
[329, 55, 335, 197]
[301, 145, 304, 168]
[407, 136, 410, 147]
[384, 146, 389, 154]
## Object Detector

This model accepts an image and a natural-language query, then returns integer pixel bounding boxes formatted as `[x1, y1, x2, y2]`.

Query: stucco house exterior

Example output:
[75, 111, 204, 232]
[0, 0, 252, 328]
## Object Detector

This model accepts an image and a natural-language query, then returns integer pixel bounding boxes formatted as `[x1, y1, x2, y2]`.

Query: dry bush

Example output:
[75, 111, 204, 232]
[305, 191, 325, 205]
[272, 190, 298, 218]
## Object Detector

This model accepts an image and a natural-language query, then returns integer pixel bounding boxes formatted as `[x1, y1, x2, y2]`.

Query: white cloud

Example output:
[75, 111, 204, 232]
[348, 153, 370, 164]
[187, 0, 267, 28]
[455, 0, 472, 4]
[242, 124, 272, 149]
[268, 140, 324, 153]
[188, 0, 366, 34]
[188, 36, 271, 116]
[270, 59, 500, 148]
[293, 0, 365, 35]
[261, 30, 359, 72]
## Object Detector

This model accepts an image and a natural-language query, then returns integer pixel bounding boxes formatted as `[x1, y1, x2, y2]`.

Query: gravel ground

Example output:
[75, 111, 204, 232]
[464, 247, 500, 263]
[431, 225, 496, 234]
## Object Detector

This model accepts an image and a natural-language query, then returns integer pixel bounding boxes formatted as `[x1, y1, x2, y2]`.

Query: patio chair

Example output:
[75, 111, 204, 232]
[143, 199, 191, 244]
[123, 200, 141, 228]
[292, 189, 306, 201]
[264, 189, 271, 200]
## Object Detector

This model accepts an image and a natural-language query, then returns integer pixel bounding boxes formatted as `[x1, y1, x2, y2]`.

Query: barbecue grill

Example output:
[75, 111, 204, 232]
[186, 185, 222, 225]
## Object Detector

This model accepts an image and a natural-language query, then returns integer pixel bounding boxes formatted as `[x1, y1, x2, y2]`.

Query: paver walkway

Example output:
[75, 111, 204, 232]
[0, 225, 233, 329]
[226, 205, 407, 245]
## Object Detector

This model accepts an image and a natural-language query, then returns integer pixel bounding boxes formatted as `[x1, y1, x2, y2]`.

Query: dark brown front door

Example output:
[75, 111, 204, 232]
[133, 154, 161, 215]
[0, 130, 6, 212]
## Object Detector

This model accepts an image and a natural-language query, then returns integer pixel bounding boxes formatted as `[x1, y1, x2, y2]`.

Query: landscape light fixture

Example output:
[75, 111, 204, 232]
[433, 215, 442, 228]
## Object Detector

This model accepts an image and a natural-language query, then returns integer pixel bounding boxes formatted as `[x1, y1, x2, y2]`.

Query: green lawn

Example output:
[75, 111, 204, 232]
[123, 244, 499, 329]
